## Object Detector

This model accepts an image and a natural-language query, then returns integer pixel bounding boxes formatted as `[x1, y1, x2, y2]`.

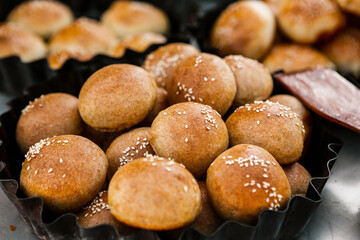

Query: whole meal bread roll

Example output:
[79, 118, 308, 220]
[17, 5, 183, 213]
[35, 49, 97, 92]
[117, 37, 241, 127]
[166, 53, 236, 115]
[226, 100, 305, 165]
[210, 0, 276, 59]
[263, 44, 335, 73]
[108, 155, 201, 230]
[142, 43, 200, 88]
[0, 23, 47, 62]
[16, 93, 83, 154]
[101, 1, 170, 38]
[150, 102, 229, 178]
[277, 0, 345, 44]
[224, 55, 273, 107]
[20, 135, 108, 213]
[78, 64, 157, 132]
[77, 191, 134, 235]
[207, 144, 291, 224]
[7, 0, 74, 39]
[335, 0, 360, 16]
[106, 127, 155, 180]
[322, 28, 360, 77]
[48, 18, 117, 70]
[283, 162, 312, 196]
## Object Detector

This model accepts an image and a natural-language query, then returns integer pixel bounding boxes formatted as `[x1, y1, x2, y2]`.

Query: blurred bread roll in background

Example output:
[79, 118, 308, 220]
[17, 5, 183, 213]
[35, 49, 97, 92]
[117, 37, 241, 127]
[210, 1, 275, 59]
[335, 0, 360, 16]
[7, 0, 74, 39]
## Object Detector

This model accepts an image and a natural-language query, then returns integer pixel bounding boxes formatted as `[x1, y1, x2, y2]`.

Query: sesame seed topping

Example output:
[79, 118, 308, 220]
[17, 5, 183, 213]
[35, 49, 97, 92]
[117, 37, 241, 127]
[48, 168, 53, 173]
[59, 158, 63, 163]
[62, 174, 66, 178]
[185, 138, 189, 143]
[34, 170, 38, 175]
[184, 186, 188, 192]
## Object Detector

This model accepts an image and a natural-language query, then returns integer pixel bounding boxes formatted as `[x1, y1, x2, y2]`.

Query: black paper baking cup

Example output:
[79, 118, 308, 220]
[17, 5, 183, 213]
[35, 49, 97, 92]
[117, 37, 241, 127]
[0, 0, 199, 95]
[0, 67, 343, 239]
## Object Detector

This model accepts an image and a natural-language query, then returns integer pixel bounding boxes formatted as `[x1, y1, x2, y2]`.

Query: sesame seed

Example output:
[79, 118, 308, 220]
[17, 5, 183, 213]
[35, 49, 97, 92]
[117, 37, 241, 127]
[35, 170, 38, 175]
[48, 168, 53, 173]
[252, 189, 257, 193]
[62, 174, 66, 178]
[59, 158, 63, 163]
[263, 174, 268, 178]
[185, 138, 188, 143]
[26, 166, 30, 171]
[165, 167, 171, 172]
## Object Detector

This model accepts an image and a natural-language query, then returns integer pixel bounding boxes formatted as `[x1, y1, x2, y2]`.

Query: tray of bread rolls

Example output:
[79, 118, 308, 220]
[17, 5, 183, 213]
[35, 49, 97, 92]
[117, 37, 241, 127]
[2, 0, 360, 239]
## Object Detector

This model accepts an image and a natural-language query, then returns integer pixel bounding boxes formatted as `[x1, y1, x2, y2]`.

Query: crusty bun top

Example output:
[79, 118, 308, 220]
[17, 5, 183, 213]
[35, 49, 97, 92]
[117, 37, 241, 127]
[78, 64, 157, 132]
[7, 0, 74, 39]
[108, 155, 201, 231]
[101, 1, 170, 38]
[0, 23, 47, 62]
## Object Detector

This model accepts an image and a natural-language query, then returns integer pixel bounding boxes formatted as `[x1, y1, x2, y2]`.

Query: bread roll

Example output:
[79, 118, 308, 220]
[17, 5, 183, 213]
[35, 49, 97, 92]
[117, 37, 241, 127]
[210, 1, 275, 59]
[226, 100, 305, 165]
[278, 0, 345, 44]
[108, 156, 201, 230]
[101, 1, 170, 38]
[78, 64, 157, 132]
[263, 44, 335, 73]
[283, 162, 311, 196]
[48, 18, 116, 70]
[335, 0, 360, 16]
[150, 102, 229, 178]
[106, 127, 155, 180]
[0, 23, 47, 62]
[167, 53, 236, 115]
[16, 93, 83, 153]
[20, 135, 108, 213]
[207, 144, 291, 224]
[322, 28, 360, 77]
[7, 0, 73, 39]
[224, 55, 273, 107]
[142, 43, 200, 88]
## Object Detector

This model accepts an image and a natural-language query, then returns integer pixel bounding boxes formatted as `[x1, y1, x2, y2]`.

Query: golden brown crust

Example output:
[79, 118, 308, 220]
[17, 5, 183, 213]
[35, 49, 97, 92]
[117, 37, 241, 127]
[226, 100, 305, 165]
[283, 162, 311, 196]
[109, 32, 166, 58]
[78, 64, 157, 132]
[210, 1, 275, 59]
[108, 156, 201, 230]
[0, 23, 47, 62]
[101, 1, 170, 38]
[48, 18, 116, 70]
[322, 28, 360, 77]
[336, 0, 360, 16]
[263, 44, 335, 73]
[77, 191, 134, 235]
[278, 0, 345, 43]
[166, 53, 236, 115]
[142, 43, 200, 88]
[106, 127, 155, 180]
[150, 102, 229, 178]
[20, 135, 108, 213]
[7, 0, 74, 39]
[16, 93, 83, 154]
[206, 144, 291, 224]
[224, 55, 273, 107]
[141, 87, 168, 126]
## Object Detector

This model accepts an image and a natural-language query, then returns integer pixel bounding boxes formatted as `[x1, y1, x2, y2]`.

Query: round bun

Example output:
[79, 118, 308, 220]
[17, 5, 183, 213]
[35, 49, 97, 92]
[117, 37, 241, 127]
[322, 28, 360, 77]
[77, 191, 134, 235]
[78, 64, 157, 132]
[150, 102, 229, 178]
[141, 87, 168, 126]
[108, 156, 201, 230]
[283, 162, 311, 196]
[226, 100, 305, 165]
[224, 55, 273, 107]
[109, 32, 166, 58]
[335, 0, 360, 16]
[278, 0, 345, 44]
[166, 53, 236, 115]
[48, 18, 116, 70]
[16, 93, 83, 154]
[7, 0, 73, 39]
[106, 127, 155, 180]
[142, 43, 200, 88]
[0, 23, 47, 62]
[207, 144, 291, 224]
[263, 44, 335, 73]
[210, 1, 275, 59]
[20, 135, 108, 213]
[101, 1, 170, 38]
[268, 94, 312, 140]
